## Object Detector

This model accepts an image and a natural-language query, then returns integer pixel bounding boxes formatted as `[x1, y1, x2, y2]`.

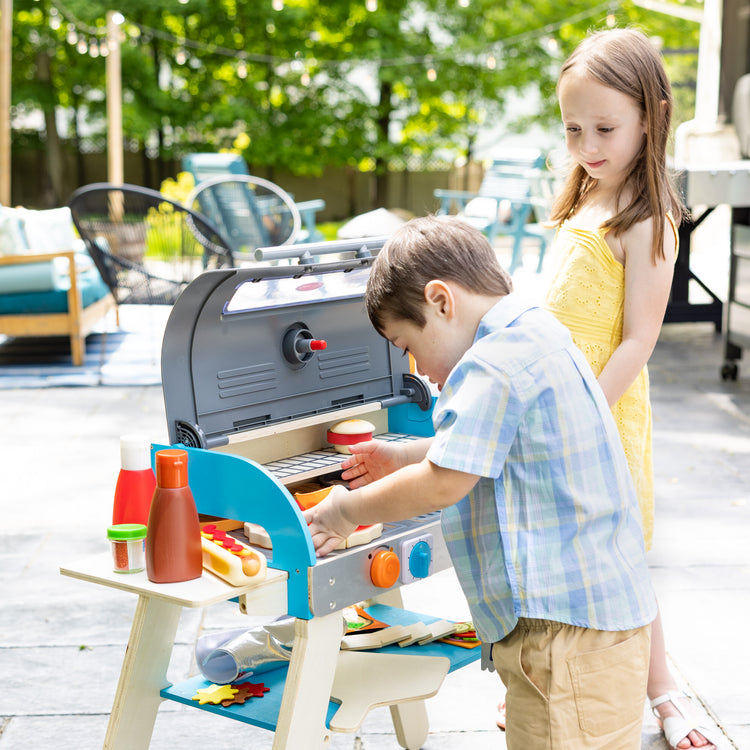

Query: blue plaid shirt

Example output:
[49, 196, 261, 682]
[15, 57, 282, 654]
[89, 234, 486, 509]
[427, 294, 657, 643]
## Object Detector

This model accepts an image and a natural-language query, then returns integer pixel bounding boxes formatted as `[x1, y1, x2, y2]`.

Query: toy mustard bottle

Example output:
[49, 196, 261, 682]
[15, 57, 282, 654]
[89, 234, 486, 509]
[146, 448, 202, 583]
[112, 435, 157, 526]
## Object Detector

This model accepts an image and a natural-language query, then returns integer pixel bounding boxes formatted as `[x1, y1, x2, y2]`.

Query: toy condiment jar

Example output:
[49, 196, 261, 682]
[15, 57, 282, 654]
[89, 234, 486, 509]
[107, 523, 147, 573]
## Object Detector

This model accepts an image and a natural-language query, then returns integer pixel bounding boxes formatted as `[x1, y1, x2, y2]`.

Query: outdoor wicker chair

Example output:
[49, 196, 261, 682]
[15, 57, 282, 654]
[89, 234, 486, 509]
[69, 183, 234, 306]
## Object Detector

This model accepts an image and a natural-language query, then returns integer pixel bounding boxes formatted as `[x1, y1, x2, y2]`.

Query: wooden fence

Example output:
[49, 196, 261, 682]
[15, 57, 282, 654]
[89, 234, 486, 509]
[8, 147, 485, 222]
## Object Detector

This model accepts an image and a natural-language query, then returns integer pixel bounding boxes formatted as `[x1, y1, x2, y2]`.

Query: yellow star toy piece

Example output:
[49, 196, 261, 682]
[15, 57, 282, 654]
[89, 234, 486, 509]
[192, 683, 238, 705]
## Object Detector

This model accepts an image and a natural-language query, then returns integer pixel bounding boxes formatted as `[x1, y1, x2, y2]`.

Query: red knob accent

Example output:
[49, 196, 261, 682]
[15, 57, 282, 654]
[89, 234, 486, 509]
[310, 339, 327, 351]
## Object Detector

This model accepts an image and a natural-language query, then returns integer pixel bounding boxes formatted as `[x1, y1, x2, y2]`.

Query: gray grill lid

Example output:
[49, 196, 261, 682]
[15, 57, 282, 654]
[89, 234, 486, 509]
[160, 243, 430, 448]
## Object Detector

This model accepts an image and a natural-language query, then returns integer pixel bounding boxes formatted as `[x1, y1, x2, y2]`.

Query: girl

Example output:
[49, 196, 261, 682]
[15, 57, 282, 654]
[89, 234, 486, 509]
[543, 27, 723, 750]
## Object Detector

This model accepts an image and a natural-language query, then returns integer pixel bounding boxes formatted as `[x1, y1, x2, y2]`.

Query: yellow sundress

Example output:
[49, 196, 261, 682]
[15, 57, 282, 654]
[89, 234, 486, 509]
[544, 216, 677, 551]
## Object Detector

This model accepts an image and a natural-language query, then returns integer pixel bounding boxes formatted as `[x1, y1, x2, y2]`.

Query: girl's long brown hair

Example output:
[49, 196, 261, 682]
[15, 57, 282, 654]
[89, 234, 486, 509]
[550, 28, 685, 262]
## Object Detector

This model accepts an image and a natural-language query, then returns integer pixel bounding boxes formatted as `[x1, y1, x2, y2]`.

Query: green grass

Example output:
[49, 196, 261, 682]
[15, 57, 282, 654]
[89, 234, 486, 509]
[317, 221, 344, 241]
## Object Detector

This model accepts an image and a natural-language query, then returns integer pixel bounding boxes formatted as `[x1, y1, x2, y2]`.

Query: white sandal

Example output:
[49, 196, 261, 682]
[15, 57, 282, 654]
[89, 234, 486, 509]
[650, 691, 725, 750]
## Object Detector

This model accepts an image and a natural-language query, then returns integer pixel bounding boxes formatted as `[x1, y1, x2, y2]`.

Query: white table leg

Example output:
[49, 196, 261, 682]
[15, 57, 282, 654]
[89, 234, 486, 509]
[103, 595, 182, 750]
[370, 587, 405, 608]
[370, 587, 431, 748]
[390, 700, 430, 750]
[272, 611, 343, 750]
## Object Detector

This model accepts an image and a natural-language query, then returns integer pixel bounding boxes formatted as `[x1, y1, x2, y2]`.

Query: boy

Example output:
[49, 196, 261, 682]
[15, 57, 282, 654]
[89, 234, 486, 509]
[303, 215, 657, 749]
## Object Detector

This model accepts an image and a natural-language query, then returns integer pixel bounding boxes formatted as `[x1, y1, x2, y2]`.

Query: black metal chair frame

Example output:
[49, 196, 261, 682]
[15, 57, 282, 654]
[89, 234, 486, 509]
[69, 183, 235, 306]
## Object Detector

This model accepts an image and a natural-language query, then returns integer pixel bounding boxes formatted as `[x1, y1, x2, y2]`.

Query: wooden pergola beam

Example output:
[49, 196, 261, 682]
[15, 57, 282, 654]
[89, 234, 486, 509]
[0, 0, 12, 206]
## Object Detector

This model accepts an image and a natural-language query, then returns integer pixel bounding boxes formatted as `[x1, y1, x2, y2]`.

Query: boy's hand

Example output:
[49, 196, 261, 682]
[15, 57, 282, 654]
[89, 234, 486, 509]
[340, 439, 405, 488]
[302, 485, 357, 557]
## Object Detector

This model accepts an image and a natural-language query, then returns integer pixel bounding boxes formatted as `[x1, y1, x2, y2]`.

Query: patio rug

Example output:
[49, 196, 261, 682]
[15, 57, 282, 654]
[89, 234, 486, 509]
[0, 306, 169, 389]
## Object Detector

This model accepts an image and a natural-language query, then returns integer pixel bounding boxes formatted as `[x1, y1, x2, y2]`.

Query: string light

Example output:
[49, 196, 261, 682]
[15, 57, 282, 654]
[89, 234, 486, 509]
[49, 0, 621, 71]
[48, 8, 61, 30]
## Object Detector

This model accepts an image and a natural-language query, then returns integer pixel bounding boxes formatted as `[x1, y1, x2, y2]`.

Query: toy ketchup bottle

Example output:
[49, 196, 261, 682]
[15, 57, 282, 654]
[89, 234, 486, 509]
[112, 435, 157, 526]
[146, 448, 202, 584]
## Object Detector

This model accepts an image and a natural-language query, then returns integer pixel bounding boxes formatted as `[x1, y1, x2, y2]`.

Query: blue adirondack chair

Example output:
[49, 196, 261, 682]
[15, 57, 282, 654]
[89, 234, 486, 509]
[185, 175, 302, 264]
[182, 153, 326, 244]
[434, 148, 554, 273]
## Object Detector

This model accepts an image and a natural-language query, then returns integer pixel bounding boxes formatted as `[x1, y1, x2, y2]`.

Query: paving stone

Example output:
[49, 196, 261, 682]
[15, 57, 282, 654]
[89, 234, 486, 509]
[1, 248, 749, 748]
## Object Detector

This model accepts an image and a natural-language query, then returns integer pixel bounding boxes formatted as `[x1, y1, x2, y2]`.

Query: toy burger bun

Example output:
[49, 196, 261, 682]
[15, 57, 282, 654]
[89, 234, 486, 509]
[327, 419, 375, 454]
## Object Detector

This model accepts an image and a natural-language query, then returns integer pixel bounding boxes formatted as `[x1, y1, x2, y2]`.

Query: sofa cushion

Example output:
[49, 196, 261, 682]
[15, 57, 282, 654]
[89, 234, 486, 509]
[17, 207, 77, 252]
[0, 252, 95, 295]
[0, 266, 110, 315]
[0, 261, 63, 294]
[0, 209, 28, 255]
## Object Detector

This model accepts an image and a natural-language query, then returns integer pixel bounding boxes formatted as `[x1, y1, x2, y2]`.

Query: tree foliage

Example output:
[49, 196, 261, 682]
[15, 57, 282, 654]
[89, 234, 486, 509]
[8, 0, 701, 204]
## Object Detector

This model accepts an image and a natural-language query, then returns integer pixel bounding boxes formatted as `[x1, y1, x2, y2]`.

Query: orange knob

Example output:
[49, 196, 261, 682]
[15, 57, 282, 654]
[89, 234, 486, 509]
[370, 549, 400, 588]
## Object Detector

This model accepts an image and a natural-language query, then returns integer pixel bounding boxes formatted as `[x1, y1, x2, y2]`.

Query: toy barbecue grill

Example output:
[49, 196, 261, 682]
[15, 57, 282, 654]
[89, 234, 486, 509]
[157, 236, 463, 619]
[59, 238, 481, 750]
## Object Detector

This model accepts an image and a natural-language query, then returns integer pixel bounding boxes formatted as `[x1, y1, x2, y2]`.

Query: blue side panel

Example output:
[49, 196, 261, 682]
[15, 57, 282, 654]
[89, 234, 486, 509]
[387, 398, 436, 438]
[152, 444, 315, 619]
[160, 665, 338, 731]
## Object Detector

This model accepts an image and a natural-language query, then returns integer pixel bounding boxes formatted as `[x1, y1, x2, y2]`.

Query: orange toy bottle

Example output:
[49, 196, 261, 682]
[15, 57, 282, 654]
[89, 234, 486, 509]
[146, 448, 202, 584]
[112, 435, 156, 526]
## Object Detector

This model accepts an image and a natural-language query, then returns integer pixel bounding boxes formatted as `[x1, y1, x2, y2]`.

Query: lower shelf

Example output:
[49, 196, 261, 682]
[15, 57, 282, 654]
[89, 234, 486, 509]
[160, 604, 481, 732]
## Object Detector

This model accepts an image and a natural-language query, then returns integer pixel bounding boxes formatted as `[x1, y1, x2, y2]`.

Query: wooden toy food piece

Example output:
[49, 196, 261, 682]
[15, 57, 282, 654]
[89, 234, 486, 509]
[200, 524, 267, 586]
[293, 486, 336, 510]
[294, 486, 383, 549]
[191, 684, 238, 705]
[326, 418, 375, 454]
[243, 486, 383, 551]
[244, 520, 383, 551]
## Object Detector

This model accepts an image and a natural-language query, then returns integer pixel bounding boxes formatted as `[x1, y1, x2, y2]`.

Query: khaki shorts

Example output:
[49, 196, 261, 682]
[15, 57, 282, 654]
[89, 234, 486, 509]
[492, 618, 651, 750]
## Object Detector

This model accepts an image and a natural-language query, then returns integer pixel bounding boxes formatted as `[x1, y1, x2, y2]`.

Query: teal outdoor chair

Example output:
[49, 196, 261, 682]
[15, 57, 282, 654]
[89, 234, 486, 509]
[182, 153, 326, 243]
[182, 153, 249, 182]
[185, 175, 302, 263]
[434, 148, 554, 273]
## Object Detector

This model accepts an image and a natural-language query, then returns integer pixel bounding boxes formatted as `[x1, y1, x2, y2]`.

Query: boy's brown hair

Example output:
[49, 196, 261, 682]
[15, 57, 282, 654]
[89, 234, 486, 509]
[366, 215, 512, 334]
[550, 28, 685, 262]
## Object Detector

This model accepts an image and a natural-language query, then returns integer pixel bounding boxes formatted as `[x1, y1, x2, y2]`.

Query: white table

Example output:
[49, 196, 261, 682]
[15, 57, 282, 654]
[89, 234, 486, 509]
[60, 554, 469, 750]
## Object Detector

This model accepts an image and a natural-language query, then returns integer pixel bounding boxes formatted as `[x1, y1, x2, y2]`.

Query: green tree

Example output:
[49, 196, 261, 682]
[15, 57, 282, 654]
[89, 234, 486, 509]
[9, 0, 700, 207]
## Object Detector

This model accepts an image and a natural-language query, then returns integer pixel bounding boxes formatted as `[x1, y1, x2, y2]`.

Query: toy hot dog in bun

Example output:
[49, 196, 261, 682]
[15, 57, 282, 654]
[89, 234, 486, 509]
[326, 418, 375, 454]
